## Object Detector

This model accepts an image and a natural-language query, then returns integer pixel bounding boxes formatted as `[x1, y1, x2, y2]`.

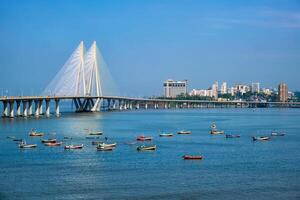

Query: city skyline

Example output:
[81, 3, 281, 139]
[0, 0, 300, 96]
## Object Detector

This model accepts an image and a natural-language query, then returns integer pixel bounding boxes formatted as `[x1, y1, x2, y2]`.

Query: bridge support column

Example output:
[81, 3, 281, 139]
[28, 100, 33, 116]
[46, 100, 50, 117]
[9, 101, 14, 118]
[164, 103, 168, 109]
[34, 100, 40, 117]
[2, 101, 8, 117]
[112, 100, 116, 110]
[16, 100, 21, 116]
[136, 103, 139, 109]
[55, 99, 60, 116]
[22, 101, 27, 117]
[39, 100, 43, 115]
[145, 103, 148, 109]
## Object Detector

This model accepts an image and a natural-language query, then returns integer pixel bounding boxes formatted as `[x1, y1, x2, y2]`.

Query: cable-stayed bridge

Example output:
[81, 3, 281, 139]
[0, 41, 299, 118]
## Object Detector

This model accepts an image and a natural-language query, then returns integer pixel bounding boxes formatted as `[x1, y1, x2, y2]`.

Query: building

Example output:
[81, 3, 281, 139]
[251, 82, 260, 93]
[278, 83, 288, 102]
[212, 81, 218, 99]
[261, 88, 273, 96]
[163, 79, 187, 98]
[235, 84, 250, 95]
[220, 82, 227, 94]
[189, 89, 213, 97]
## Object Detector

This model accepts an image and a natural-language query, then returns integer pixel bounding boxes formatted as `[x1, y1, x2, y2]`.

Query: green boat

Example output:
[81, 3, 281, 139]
[137, 145, 156, 151]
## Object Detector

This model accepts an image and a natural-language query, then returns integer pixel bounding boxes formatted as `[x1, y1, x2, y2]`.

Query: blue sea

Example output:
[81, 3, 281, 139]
[0, 108, 300, 200]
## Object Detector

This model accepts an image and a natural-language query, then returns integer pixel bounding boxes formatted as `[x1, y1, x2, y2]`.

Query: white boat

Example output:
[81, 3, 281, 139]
[252, 136, 270, 141]
[98, 142, 117, 148]
[19, 141, 37, 148]
[64, 144, 84, 149]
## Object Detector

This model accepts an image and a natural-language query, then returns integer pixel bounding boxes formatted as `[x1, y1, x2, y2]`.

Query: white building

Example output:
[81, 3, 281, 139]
[189, 89, 213, 97]
[262, 88, 273, 95]
[220, 82, 227, 94]
[235, 84, 250, 95]
[251, 82, 260, 93]
[212, 81, 218, 99]
[164, 79, 187, 98]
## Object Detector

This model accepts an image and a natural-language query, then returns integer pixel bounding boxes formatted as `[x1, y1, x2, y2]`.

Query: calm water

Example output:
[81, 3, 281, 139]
[0, 108, 299, 200]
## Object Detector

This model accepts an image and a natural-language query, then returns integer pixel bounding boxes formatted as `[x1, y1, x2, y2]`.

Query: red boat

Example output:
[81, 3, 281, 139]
[183, 155, 203, 160]
[136, 136, 153, 141]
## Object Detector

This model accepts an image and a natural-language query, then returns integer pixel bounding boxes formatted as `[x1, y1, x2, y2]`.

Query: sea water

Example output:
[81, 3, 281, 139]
[0, 108, 299, 200]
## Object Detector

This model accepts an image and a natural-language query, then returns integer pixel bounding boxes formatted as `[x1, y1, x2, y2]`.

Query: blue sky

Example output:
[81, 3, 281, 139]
[0, 0, 299, 96]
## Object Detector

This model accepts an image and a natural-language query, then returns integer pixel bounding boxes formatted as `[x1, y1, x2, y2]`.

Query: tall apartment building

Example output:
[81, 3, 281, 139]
[212, 81, 218, 99]
[220, 82, 227, 94]
[163, 79, 187, 98]
[278, 83, 288, 102]
[251, 82, 260, 93]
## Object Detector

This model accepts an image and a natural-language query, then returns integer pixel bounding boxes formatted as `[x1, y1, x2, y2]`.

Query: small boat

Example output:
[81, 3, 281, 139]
[183, 155, 203, 160]
[252, 136, 270, 141]
[136, 135, 153, 141]
[177, 130, 192, 135]
[13, 138, 23, 142]
[98, 143, 117, 148]
[97, 146, 115, 151]
[159, 133, 173, 137]
[7, 136, 16, 139]
[44, 141, 62, 146]
[29, 129, 44, 137]
[137, 145, 156, 151]
[85, 136, 100, 139]
[92, 141, 103, 145]
[41, 139, 57, 143]
[89, 131, 103, 136]
[210, 130, 224, 135]
[271, 132, 285, 136]
[64, 144, 83, 149]
[63, 136, 72, 139]
[226, 134, 240, 138]
[19, 141, 37, 148]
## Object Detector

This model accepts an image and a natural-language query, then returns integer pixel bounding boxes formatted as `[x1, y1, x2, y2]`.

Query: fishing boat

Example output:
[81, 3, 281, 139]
[183, 155, 203, 160]
[44, 141, 62, 146]
[137, 145, 156, 151]
[13, 138, 23, 142]
[92, 141, 103, 145]
[210, 130, 224, 135]
[7, 136, 16, 139]
[29, 129, 44, 137]
[89, 131, 103, 136]
[97, 146, 115, 151]
[85, 136, 100, 139]
[41, 139, 57, 143]
[252, 136, 270, 141]
[19, 141, 37, 148]
[177, 130, 192, 134]
[136, 135, 153, 141]
[64, 144, 84, 149]
[98, 142, 117, 148]
[271, 132, 286, 136]
[159, 133, 173, 137]
[225, 134, 240, 138]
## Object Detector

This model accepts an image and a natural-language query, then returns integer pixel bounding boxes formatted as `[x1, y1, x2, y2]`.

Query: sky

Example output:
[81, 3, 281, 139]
[0, 0, 300, 96]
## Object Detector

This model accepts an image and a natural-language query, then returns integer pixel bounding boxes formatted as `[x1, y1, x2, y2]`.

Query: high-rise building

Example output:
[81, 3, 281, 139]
[212, 81, 218, 99]
[235, 84, 250, 95]
[251, 82, 260, 93]
[189, 89, 213, 97]
[220, 82, 227, 94]
[278, 83, 288, 102]
[163, 79, 187, 98]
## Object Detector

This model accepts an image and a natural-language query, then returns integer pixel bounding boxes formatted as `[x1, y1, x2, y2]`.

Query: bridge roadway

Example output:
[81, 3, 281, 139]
[0, 95, 299, 118]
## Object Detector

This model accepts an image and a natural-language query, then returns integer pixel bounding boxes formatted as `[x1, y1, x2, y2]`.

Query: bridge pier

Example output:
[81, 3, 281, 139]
[2, 101, 8, 117]
[22, 101, 27, 117]
[28, 100, 33, 116]
[46, 100, 50, 117]
[145, 103, 148, 109]
[34, 100, 40, 117]
[16, 100, 21, 116]
[39, 100, 43, 115]
[9, 101, 14, 118]
[55, 99, 60, 116]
